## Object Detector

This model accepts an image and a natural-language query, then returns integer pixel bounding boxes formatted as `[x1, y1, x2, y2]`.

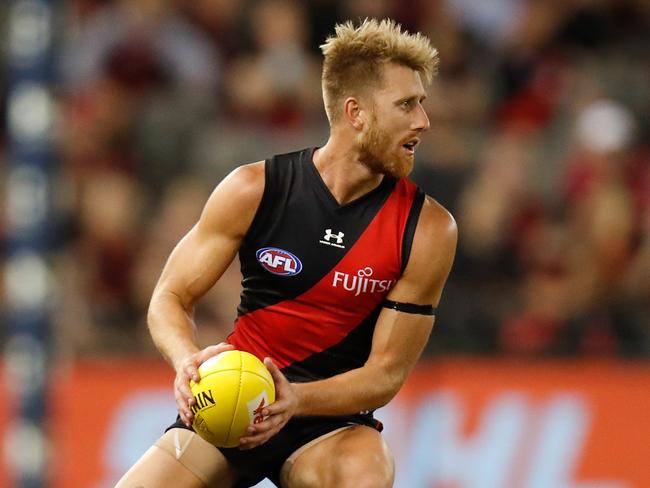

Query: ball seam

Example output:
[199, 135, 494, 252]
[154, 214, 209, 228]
[225, 351, 243, 445]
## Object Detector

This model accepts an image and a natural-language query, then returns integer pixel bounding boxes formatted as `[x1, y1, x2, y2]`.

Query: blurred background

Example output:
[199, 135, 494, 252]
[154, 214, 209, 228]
[1, 0, 649, 487]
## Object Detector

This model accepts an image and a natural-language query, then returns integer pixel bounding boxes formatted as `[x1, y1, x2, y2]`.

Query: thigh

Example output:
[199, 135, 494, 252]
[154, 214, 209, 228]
[115, 428, 235, 488]
[281, 425, 394, 488]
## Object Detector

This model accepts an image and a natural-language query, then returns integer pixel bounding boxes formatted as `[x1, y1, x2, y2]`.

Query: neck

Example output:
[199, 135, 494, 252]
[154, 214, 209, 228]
[312, 133, 385, 206]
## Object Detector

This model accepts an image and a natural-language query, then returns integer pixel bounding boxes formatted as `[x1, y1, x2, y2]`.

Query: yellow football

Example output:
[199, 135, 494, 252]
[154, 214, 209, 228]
[190, 350, 275, 447]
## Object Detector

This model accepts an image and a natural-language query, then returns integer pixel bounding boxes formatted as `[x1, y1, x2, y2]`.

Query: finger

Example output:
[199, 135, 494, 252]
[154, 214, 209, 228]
[179, 367, 197, 390]
[214, 341, 235, 352]
[239, 433, 270, 450]
[196, 343, 234, 364]
[246, 414, 284, 435]
[178, 381, 195, 406]
[179, 410, 191, 427]
[176, 376, 197, 414]
[175, 393, 191, 424]
[175, 370, 197, 426]
[175, 396, 194, 424]
[246, 419, 271, 435]
[178, 398, 194, 423]
[263, 357, 278, 375]
[249, 408, 288, 433]
[175, 388, 188, 410]
[259, 395, 290, 417]
[239, 421, 283, 449]
[184, 363, 201, 384]
[239, 439, 265, 450]
[263, 402, 285, 417]
[264, 357, 287, 386]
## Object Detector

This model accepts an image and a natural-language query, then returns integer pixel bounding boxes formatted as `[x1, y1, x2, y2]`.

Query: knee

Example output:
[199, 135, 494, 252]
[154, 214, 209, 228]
[287, 454, 394, 488]
[285, 427, 394, 488]
[332, 455, 394, 488]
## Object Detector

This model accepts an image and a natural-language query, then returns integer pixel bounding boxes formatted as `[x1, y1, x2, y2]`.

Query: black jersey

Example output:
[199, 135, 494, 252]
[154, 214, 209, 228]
[228, 147, 424, 382]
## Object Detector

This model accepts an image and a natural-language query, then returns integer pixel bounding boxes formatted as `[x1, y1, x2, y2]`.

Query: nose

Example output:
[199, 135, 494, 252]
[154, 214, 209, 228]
[413, 104, 430, 132]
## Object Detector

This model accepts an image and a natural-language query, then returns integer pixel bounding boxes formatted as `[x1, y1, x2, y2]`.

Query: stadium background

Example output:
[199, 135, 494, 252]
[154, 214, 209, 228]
[1, 0, 649, 487]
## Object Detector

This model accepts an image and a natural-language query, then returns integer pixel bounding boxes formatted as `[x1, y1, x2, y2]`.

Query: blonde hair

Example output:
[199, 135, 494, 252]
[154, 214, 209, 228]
[320, 18, 439, 123]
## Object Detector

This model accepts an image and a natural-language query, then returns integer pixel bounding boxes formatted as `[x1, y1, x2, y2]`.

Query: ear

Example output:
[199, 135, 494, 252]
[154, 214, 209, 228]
[343, 97, 365, 130]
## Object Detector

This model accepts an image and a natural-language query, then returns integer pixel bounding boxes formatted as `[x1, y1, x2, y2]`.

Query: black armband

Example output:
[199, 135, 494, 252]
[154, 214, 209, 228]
[382, 299, 436, 316]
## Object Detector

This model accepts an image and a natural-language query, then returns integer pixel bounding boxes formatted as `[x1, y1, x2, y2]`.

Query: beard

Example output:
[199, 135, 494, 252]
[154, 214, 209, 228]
[357, 117, 413, 178]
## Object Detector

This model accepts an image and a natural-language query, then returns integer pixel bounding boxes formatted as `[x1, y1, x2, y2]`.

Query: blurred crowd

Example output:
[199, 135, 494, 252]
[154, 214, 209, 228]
[1, 0, 649, 359]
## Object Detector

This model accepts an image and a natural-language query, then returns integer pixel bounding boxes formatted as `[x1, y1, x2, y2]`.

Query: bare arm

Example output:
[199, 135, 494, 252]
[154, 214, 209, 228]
[147, 162, 265, 425]
[242, 196, 457, 447]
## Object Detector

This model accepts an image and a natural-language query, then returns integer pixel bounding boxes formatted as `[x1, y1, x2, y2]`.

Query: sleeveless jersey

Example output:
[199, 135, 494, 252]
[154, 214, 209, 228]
[227, 147, 425, 382]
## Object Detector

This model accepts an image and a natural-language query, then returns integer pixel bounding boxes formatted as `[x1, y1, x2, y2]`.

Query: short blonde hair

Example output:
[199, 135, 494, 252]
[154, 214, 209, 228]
[320, 18, 439, 123]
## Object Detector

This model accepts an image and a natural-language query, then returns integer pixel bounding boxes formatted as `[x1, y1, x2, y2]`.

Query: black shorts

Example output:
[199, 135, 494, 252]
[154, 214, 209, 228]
[166, 413, 383, 487]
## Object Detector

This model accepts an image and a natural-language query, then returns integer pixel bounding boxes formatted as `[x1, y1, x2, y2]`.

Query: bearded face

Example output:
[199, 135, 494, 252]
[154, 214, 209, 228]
[357, 113, 414, 179]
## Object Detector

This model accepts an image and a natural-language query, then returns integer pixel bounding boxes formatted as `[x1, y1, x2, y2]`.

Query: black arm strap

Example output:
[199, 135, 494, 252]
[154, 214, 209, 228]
[382, 299, 436, 316]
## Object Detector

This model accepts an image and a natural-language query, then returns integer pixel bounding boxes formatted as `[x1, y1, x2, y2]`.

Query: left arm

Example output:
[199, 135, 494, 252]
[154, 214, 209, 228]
[240, 197, 457, 448]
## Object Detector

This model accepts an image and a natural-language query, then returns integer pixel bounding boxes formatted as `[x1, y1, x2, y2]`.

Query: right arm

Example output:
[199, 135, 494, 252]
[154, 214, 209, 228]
[147, 162, 265, 426]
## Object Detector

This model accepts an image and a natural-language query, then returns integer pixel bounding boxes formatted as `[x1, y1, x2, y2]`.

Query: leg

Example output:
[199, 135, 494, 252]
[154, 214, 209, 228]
[281, 425, 394, 488]
[115, 428, 235, 488]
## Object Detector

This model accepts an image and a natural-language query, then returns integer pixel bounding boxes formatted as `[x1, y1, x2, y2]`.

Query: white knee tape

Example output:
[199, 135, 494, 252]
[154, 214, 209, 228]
[155, 428, 223, 485]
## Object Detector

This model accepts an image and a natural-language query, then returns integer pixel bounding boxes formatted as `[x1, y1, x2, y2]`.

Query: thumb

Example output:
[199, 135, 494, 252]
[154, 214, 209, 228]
[196, 343, 234, 364]
[264, 357, 285, 384]
[263, 356, 276, 371]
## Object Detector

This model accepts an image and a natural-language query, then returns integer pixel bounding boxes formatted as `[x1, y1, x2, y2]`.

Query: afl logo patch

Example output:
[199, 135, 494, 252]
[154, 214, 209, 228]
[256, 247, 303, 276]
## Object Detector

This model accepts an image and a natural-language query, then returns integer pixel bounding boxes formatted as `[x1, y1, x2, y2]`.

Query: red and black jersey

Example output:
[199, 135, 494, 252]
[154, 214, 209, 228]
[227, 147, 424, 382]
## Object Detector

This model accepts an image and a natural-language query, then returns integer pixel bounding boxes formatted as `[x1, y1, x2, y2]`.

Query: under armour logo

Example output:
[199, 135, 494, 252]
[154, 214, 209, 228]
[323, 229, 344, 244]
[319, 229, 346, 248]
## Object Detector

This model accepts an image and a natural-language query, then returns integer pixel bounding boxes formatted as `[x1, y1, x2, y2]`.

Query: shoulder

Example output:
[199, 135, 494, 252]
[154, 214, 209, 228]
[198, 161, 266, 238]
[415, 195, 457, 247]
[220, 160, 266, 197]
[206, 161, 265, 209]
[394, 195, 457, 303]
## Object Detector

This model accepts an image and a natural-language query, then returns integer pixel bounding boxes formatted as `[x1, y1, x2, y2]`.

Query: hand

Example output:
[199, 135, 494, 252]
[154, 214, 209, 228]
[174, 342, 234, 427]
[238, 358, 298, 450]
